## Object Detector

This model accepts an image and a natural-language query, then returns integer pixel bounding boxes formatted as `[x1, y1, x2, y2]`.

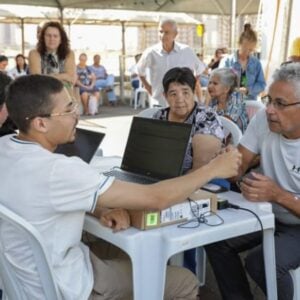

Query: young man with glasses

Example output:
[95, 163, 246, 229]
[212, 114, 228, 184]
[0, 74, 241, 299]
[205, 63, 300, 300]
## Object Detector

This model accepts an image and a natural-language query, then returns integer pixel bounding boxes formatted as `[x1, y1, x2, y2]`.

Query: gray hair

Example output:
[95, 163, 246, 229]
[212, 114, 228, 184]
[210, 67, 238, 94]
[272, 63, 300, 99]
[159, 19, 178, 33]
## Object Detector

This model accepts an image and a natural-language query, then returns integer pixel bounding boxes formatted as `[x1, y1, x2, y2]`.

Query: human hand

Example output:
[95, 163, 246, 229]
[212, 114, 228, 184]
[209, 146, 242, 178]
[240, 172, 280, 202]
[100, 208, 130, 232]
[239, 87, 248, 95]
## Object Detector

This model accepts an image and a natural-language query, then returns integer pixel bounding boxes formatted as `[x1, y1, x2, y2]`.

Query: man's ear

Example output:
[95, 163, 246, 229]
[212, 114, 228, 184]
[31, 117, 49, 133]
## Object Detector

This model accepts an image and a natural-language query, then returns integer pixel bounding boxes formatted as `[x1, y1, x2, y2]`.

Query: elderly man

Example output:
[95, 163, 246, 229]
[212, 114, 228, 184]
[0, 74, 241, 300]
[137, 19, 205, 107]
[205, 63, 300, 300]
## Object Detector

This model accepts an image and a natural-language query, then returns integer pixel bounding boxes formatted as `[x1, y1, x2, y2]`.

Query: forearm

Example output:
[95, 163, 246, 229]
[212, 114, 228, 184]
[139, 76, 151, 94]
[273, 189, 300, 217]
[151, 164, 216, 209]
[100, 163, 217, 211]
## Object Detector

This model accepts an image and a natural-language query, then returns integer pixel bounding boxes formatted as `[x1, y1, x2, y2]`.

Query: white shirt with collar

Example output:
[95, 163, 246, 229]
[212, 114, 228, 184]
[137, 41, 205, 106]
[0, 134, 114, 299]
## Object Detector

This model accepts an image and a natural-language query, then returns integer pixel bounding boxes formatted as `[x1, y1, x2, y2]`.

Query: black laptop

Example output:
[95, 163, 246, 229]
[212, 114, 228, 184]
[55, 127, 105, 163]
[104, 117, 192, 184]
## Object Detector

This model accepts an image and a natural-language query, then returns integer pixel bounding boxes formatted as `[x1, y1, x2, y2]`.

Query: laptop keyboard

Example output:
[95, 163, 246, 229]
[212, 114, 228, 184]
[104, 169, 157, 185]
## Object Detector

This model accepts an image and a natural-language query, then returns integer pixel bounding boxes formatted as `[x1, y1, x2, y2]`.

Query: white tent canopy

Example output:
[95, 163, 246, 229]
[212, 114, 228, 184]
[0, 0, 260, 16]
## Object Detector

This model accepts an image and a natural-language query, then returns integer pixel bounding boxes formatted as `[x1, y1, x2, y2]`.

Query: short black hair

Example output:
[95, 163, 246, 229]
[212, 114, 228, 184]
[0, 55, 8, 63]
[0, 72, 12, 107]
[6, 75, 64, 133]
[162, 67, 196, 93]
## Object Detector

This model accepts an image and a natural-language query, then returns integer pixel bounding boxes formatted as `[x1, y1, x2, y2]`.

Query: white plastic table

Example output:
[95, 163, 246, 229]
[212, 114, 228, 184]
[83, 190, 277, 300]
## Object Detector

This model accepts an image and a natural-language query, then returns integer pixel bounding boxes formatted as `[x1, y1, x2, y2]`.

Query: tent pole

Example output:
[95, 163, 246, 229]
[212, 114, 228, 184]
[230, 0, 237, 53]
[21, 18, 25, 55]
[120, 21, 126, 103]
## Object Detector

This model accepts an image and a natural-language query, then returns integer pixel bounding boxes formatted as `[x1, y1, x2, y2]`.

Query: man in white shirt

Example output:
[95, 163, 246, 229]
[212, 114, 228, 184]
[205, 63, 300, 300]
[0, 74, 241, 299]
[137, 19, 205, 106]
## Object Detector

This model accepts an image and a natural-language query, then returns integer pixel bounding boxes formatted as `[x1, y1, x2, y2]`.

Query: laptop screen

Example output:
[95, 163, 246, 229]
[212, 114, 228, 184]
[55, 128, 105, 163]
[121, 117, 192, 180]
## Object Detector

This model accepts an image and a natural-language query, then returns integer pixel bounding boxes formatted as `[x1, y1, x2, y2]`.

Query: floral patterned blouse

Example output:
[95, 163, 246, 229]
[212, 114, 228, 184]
[153, 102, 224, 173]
[209, 92, 249, 133]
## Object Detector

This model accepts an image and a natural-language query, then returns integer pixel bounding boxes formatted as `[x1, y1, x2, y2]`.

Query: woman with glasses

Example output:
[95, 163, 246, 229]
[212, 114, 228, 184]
[28, 21, 76, 97]
[219, 23, 266, 100]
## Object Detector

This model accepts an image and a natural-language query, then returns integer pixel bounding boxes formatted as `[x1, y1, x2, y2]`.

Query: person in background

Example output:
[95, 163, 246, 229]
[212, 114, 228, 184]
[28, 21, 76, 97]
[76, 53, 100, 115]
[205, 63, 300, 300]
[137, 18, 205, 106]
[196, 53, 210, 87]
[219, 23, 266, 100]
[89, 54, 117, 106]
[8, 54, 29, 79]
[288, 37, 300, 62]
[0, 55, 8, 73]
[207, 67, 249, 134]
[0, 74, 241, 300]
[0, 72, 16, 137]
[129, 53, 142, 91]
[208, 48, 225, 70]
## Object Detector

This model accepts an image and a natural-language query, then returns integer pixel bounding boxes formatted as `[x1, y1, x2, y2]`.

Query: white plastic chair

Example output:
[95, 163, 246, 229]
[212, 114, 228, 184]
[218, 116, 243, 146]
[290, 267, 300, 300]
[133, 86, 148, 109]
[0, 203, 61, 300]
[137, 107, 160, 118]
[244, 100, 265, 120]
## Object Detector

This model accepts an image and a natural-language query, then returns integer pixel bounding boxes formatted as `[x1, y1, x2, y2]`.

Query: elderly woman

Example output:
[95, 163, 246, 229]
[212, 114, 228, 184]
[207, 67, 249, 133]
[28, 21, 76, 94]
[153, 67, 225, 273]
[153, 67, 224, 174]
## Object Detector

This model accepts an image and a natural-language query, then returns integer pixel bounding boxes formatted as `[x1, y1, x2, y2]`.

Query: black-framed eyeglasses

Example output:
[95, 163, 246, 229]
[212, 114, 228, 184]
[25, 101, 79, 121]
[47, 54, 58, 69]
[262, 95, 300, 110]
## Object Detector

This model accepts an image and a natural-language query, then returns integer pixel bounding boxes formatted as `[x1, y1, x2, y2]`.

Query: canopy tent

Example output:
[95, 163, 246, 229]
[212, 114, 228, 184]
[0, 5, 203, 101]
[0, 0, 260, 16]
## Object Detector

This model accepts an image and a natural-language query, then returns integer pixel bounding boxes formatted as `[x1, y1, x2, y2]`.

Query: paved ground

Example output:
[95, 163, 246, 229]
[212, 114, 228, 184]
[80, 103, 266, 300]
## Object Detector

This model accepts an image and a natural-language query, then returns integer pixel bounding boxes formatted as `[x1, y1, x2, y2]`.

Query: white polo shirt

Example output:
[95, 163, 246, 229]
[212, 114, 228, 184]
[0, 135, 114, 299]
[137, 41, 205, 106]
[240, 109, 300, 225]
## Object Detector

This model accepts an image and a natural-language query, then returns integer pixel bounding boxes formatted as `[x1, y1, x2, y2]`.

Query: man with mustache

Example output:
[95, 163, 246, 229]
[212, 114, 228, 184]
[205, 63, 300, 300]
[0, 74, 241, 299]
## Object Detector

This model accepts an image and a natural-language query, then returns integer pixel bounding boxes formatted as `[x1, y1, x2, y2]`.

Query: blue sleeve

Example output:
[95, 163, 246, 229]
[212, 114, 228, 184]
[247, 60, 266, 98]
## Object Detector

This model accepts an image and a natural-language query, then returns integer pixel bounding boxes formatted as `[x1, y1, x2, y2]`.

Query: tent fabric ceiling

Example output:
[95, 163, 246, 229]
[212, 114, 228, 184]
[0, 0, 260, 15]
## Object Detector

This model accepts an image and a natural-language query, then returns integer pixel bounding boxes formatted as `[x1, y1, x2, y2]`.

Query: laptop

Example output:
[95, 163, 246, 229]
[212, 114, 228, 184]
[105, 117, 192, 184]
[55, 127, 105, 163]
